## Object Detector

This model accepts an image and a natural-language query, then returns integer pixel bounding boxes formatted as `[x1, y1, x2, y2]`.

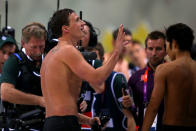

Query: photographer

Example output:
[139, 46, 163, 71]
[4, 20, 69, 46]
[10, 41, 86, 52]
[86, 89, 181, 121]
[0, 34, 18, 130]
[80, 20, 97, 48]
[92, 71, 136, 131]
[0, 22, 47, 130]
[78, 20, 99, 131]
[88, 46, 136, 131]
[79, 42, 136, 131]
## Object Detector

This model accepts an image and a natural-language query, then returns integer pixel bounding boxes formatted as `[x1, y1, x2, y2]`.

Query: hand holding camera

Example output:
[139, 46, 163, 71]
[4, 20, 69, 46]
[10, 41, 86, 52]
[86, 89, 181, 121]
[91, 115, 110, 131]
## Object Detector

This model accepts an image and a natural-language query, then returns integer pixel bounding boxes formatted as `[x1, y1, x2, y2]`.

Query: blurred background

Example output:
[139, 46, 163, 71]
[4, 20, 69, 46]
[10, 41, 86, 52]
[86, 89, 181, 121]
[0, 0, 196, 52]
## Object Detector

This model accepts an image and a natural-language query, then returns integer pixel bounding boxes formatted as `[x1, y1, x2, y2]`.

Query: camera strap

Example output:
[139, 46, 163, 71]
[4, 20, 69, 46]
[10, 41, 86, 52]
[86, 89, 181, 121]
[100, 72, 116, 106]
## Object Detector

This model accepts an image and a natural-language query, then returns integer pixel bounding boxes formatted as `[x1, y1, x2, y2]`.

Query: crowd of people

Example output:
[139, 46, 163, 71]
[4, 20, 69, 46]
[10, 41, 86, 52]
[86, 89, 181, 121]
[0, 8, 196, 131]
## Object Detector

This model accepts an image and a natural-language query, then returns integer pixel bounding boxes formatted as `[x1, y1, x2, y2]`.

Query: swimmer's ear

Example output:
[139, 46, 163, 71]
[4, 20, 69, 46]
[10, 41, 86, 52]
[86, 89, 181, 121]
[62, 25, 69, 33]
[172, 40, 178, 50]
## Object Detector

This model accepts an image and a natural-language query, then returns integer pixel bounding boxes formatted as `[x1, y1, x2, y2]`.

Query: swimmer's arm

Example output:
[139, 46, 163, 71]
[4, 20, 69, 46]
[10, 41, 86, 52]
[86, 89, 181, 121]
[64, 25, 127, 93]
[141, 65, 166, 131]
[1, 82, 45, 107]
[77, 113, 100, 127]
[63, 48, 107, 93]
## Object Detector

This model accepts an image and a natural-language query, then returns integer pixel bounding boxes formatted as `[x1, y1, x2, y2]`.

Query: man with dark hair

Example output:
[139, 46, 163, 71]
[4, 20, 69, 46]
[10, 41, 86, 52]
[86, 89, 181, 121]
[104, 28, 132, 81]
[41, 8, 127, 131]
[1, 22, 47, 130]
[145, 31, 166, 50]
[128, 31, 166, 131]
[113, 28, 132, 41]
[77, 21, 99, 130]
[81, 20, 98, 48]
[142, 23, 196, 131]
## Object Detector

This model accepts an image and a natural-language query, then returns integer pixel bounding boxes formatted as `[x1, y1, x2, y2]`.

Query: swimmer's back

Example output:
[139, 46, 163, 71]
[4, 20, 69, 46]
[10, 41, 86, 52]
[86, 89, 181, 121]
[163, 57, 196, 126]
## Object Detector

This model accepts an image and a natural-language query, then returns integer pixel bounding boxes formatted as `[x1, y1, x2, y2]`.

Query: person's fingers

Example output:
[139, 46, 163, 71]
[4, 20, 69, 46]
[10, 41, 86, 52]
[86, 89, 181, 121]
[80, 106, 86, 112]
[123, 40, 129, 46]
[91, 117, 101, 126]
[80, 101, 86, 110]
[122, 88, 125, 96]
[81, 103, 86, 109]
[118, 24, 123, 36]
[117, 24, 124, 41]
[124, 99, 131, 106]
[81, 108, 85, 112]
[96, 117, 101, 125]
[122, 95, 132, 108]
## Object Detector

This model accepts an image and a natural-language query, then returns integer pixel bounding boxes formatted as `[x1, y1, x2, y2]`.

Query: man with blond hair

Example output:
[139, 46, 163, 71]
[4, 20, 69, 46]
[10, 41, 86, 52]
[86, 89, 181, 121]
[1, 22, 47, 130]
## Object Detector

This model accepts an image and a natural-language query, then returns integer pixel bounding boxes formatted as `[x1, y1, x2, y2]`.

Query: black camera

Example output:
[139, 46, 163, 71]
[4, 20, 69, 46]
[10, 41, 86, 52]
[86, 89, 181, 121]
[0, 107, 45, 130]
[12, 108, 45, 130]
[91, 115, 110, 131]
[77, 45, 97, 61]
[2, 26, 15, 38]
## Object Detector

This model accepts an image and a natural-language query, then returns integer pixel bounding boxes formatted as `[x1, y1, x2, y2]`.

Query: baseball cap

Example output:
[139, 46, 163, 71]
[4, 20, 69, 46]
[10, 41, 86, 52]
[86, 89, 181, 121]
[0, 35, 16, 48]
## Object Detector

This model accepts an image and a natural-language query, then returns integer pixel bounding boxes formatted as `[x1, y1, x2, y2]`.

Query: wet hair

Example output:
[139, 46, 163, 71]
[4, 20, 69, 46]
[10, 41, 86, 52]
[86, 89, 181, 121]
[49, 8, 74, 38]
[84, 20, 98, 47]
[166, 23, 194, 52]
[22, 22, 47, 43]
[145, 31, 166, 50]
[112, 27, 132, 40]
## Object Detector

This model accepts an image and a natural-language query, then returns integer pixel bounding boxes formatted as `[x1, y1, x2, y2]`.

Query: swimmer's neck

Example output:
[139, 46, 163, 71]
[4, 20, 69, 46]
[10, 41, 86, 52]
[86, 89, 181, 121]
[175, 51, 191, 60]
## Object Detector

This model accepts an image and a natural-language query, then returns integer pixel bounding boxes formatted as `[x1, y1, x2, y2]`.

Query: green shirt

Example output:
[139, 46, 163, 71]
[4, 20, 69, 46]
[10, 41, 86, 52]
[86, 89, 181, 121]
[0, 55, 20, 86]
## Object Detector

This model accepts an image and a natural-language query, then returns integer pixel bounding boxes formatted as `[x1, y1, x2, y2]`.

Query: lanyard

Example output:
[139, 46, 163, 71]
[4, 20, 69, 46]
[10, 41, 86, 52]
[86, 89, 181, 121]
[143, 67, 150, 105]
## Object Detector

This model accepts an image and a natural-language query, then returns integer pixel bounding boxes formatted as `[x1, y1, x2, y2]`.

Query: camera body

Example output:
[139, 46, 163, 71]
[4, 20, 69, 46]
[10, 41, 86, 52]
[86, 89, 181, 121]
[77, 46, 97, 61]
[2, 26, 15, 38]
[0, 108, 45, 130]
[91, 114, 110, 131]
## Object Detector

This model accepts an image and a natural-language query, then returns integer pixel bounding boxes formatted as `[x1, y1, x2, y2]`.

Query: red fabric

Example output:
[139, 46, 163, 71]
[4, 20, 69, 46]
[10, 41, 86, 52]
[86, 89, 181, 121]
[136, 126, 139, 131]
[81, 112, 92, 128]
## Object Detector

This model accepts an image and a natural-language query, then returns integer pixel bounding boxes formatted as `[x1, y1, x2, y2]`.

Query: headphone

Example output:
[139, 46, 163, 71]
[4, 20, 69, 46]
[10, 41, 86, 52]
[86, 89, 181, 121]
[84, 20, 97, 47]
